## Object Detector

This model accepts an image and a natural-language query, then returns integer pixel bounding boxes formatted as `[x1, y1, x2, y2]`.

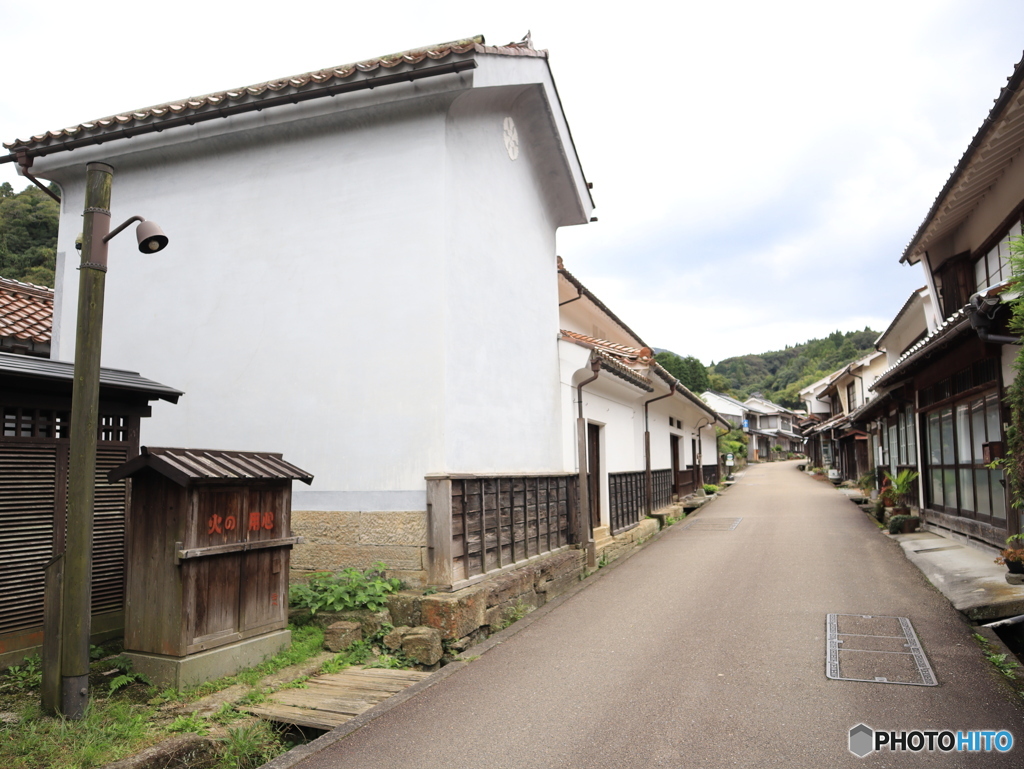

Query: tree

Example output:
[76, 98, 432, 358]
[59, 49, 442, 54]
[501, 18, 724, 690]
[0, 184, 59, 287]
[655, 351, 710, 393]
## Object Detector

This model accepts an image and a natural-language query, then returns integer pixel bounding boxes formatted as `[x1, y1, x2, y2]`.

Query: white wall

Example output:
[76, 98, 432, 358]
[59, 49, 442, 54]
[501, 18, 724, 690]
[39, 56, 591, 513]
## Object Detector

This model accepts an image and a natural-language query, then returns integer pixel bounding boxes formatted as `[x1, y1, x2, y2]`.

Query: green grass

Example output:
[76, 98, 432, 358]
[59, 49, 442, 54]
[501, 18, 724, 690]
[216, 721, 289, 769]
[1, 700, 155, 769]
[150, 624, 325, 705]
[973, 632, 1024, 681]
[0, 624, 326, 768]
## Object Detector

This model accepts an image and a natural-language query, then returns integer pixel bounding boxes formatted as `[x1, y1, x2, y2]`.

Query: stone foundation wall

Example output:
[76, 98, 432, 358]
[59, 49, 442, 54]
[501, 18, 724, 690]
[291, 509, 429, 586]
[595, 517, 660, 564]
[386, 549, 586, 646]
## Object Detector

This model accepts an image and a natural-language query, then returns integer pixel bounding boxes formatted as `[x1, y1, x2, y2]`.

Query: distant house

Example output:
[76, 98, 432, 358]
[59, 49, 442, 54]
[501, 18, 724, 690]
[802, 351, 886, 481]
[860, 54, 1024, 548]
[0, 277, 180, 667]
[7, 35, 722, 590]
[701, 391, 748, 429]
[743, 396, 802, 460]
[558, 261, 725, 544]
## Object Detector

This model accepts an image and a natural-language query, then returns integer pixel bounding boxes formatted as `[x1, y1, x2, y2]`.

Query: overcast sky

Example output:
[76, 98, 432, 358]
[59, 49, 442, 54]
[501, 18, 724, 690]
[3, 1, 1023, 363]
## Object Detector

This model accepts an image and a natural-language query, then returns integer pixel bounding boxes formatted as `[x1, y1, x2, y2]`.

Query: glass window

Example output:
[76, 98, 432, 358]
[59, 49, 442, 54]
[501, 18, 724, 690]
[898, 411, 908, 465]
[940, 408, 954, 465]
[985, 393, 1001, 449]
[956, 404, 971, 464]
[931, 468, 943, 507]
[943, 469, 958, 509]
[889, 424, 898, 475]
[922, 389, 1006, 523]
[905, 405, 917, 465]
[971, 398, 986, 465]
[992, 470, 1006, 520]
[929, 412, 941, 464]
[976, 470, 991, 517]
[959, 468, 975, 512]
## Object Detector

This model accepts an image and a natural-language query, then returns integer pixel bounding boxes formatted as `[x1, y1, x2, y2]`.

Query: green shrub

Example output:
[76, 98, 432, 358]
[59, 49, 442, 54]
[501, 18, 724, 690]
[289, 562, 403, 614]
[887, 515, 920, 534]
[703, 484, 720, 494]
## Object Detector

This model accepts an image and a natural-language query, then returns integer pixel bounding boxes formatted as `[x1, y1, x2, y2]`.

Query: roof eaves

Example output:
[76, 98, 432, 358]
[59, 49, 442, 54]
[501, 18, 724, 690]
[870, 306, 973, 391]
[0, 351, 182, 402]
[901, 52, 1024, 264]
[875, 288, 927, 349]
[593, 349, 654, 392]
[3, 36, 542, 160]
[558, 264, 648, 348]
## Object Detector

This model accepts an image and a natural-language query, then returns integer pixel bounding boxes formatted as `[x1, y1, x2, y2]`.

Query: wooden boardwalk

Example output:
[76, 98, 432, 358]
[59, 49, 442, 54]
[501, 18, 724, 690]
[244, 667, 431, 730]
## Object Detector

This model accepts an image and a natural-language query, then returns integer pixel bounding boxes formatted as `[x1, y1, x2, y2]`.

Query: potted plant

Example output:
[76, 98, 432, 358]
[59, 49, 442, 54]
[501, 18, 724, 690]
[882, 469, 920, 515]
[995, 534, 1024, 575]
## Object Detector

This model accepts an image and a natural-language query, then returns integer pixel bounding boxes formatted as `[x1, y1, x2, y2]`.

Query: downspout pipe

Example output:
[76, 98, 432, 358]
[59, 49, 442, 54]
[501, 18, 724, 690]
[644, 374, 679, 514]
[576, 356, 601, 568]
[16, 152, 61, 204]
[694, 417, 712, 488]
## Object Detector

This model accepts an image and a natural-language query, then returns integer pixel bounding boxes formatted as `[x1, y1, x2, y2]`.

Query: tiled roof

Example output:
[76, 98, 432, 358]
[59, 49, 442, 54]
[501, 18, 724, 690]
[592, 349, 655, 392]
[559, 322, 723, 424]
[901, 52, 1024, 264]
[559, 328, 653, 361]
[4, 36, 542, 155]
[870, 306, 972, 391]
[812, 413, 850, 434]
[0, 350, 182, 403]
[560, 329, 654, 391]
[0, 277, 53, 344]
[557, 261, 649, 349]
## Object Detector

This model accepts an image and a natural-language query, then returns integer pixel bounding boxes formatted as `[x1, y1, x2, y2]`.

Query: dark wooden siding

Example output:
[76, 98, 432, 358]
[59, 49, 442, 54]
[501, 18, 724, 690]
[451, 475, 574, 582]
[651, 468, 672, 511]
[0, 404, 134, 660]
[608, 471, 645, 534]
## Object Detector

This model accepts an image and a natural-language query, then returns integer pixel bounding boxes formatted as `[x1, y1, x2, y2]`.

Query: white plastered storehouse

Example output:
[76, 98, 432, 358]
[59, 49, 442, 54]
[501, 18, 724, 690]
[8, 35, 723, 587]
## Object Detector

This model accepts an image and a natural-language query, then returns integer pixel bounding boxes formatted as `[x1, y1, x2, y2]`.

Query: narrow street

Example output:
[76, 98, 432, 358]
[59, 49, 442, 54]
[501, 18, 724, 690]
[291, 462, 1024, 768]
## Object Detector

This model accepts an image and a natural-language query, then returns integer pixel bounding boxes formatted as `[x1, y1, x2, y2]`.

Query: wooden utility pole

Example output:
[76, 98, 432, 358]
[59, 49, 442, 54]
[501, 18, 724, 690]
[49, 162, 113, 718]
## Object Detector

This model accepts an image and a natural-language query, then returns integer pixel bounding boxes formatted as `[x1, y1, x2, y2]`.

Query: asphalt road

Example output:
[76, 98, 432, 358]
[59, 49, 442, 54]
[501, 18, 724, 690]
[293, 461, 1024, 768]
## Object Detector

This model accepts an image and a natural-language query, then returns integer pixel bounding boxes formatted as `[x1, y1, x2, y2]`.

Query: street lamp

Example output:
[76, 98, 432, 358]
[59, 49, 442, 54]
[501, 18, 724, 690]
[43, 161, 168, 718]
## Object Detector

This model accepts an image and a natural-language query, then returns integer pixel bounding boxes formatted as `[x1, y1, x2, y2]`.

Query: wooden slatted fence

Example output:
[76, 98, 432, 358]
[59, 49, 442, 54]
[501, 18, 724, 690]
[427, 474, 576, 589]
[608, 471, 645, 534]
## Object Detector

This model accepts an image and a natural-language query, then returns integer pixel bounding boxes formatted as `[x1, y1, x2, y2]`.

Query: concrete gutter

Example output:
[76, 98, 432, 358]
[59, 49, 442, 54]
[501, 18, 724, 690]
[892, 530, 1024, 622]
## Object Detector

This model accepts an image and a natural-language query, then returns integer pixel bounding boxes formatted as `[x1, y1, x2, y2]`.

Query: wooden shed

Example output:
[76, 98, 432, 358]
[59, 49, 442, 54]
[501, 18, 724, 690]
[0, 351, 181, 668]
[108, 447, 312, 687]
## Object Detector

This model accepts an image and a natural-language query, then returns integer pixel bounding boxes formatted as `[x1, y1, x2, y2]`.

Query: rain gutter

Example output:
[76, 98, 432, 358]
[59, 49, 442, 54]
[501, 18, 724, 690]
[1, 60, 477, 166]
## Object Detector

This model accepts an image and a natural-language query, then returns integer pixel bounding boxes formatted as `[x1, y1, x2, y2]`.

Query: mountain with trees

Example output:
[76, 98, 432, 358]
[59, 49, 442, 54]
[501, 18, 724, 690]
[0, 182, 60, 287]
[707, 328, 879, 408]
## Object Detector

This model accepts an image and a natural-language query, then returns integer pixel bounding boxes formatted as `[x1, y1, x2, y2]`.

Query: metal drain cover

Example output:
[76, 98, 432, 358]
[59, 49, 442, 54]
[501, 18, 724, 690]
[682, 517, 742, 531]
[826, 614, 937, 686]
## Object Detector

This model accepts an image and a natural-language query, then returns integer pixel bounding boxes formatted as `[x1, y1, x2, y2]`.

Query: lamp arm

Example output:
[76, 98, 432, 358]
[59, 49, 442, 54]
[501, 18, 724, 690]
[103, 215, 146, 243]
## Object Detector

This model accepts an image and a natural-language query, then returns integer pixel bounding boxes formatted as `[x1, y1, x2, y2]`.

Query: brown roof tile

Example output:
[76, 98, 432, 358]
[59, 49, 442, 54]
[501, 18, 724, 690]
[559, 328, 653, 361]
[0, 277, 53, 344]
[4, 36, 544, 153]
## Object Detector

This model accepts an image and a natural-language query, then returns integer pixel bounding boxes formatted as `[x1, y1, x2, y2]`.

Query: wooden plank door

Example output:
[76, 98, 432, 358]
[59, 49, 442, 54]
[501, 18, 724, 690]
[670, 435, 680, 497]
[587, 424, 601, 528]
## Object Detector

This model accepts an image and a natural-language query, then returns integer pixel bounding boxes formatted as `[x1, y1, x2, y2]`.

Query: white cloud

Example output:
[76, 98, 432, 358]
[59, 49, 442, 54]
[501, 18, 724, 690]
[3, 0, 1022, 363]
